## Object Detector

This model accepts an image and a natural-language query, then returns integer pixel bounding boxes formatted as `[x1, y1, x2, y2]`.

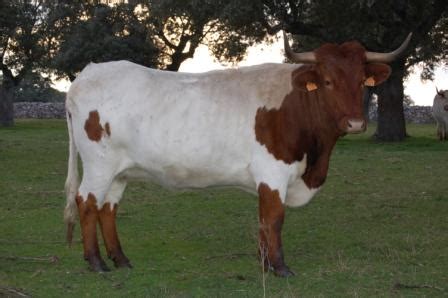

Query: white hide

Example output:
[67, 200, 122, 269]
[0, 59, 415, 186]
[66, 61, 320, 208]
[249, 143, 317, 206]
[432, 90, 448, 138]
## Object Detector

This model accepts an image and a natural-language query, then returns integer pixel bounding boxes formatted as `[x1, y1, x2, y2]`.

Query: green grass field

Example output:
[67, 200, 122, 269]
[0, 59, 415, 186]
[0, 119, 447, 297]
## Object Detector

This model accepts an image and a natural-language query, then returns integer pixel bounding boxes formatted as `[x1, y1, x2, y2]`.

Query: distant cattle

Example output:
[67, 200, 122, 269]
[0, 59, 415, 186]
[432, 88, 448, 140]
[64, 32, 411, 277]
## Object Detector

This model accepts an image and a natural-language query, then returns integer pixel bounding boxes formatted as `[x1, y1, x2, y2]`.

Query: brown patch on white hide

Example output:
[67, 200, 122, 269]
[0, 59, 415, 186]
[84, 110, 111, 141]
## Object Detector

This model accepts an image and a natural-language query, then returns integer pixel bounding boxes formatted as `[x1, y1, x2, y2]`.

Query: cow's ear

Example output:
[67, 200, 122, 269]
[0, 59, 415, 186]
[364, 63, 392, 87]
[292, 66, 319, 92]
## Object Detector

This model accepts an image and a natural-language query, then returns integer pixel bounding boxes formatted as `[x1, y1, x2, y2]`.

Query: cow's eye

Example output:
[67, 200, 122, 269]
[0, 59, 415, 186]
[325, 80, 331, 86]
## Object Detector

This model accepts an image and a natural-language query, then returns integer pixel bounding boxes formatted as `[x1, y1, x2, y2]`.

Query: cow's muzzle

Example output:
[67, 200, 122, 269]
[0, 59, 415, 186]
[340, 118, 366, 134]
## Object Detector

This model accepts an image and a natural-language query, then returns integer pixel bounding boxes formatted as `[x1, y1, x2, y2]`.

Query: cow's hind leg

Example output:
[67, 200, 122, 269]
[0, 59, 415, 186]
[76, 191, 110, 272]
[442, 123, 447, 141]
[437, 123, 443, 140]
[258, 183, 294, 277]
[76, 171, 116, 272]
[98, 178, 132, 268]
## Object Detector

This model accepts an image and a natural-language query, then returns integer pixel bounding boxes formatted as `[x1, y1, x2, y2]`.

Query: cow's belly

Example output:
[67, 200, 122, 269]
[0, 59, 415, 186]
[120, 161, 256, 191]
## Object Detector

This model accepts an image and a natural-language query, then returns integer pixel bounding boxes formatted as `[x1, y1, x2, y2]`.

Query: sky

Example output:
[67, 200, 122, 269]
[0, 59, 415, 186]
[54, 35, 447, 106]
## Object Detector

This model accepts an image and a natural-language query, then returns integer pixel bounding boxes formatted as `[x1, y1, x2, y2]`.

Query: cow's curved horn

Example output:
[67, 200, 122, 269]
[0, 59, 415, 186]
[283, 31, 316, 63]
[365, 33, 413, 63]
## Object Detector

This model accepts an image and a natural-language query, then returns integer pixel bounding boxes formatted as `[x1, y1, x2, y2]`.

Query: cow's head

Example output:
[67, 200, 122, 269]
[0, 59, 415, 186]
[284, 32, 411, 134]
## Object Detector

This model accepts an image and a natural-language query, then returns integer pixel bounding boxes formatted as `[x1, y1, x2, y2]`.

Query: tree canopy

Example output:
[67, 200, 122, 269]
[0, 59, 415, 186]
[46, 1, 160, 81]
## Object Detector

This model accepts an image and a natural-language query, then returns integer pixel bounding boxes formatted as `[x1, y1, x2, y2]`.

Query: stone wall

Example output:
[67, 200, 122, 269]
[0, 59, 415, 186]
[14, 102, 66, 119]
[369, 105, 435, 124]
[14, 102, 436, 124]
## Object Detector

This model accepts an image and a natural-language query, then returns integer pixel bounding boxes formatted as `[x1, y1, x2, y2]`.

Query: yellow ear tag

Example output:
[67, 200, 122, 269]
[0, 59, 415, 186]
[306, 82, 318, 91]
[365, 77, 376, 87]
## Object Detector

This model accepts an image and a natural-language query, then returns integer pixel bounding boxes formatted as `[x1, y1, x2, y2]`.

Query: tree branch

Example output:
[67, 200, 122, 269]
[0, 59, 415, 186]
[260, 17, 283, 35]
[284, 21, 325, 37]
[158, 29, 177, 50]
[0, 62, 18, 87]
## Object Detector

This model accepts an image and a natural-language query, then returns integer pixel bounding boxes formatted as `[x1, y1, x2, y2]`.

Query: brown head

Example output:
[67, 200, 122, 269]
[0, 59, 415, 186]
[284, 32, 411, 134]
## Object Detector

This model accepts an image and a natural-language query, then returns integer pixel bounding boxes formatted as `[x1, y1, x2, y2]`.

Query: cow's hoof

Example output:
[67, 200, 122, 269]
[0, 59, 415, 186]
[114, 259, 133, 269]
[112, 255, 133, 269]
[273, 266, 295, 278]
[87, 257, 110, 272]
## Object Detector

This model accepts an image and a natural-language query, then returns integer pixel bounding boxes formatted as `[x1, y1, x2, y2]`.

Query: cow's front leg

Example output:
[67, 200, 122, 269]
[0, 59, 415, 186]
[76, 193, 110, 272]
[258, 183, 294, 277]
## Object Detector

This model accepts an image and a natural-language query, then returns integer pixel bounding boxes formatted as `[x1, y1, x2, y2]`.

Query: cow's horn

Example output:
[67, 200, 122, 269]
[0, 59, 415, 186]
[365, 33, 413, 63]
[283, 31, 316, 63]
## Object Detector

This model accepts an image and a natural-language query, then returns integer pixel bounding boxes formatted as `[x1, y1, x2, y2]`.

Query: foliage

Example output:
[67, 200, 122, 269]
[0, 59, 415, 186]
[0, 0, 49, 125]
[130, 0, 268, 70]
[258, 0, 447, 75]
[45, 0, 268, 77]
[0, 120, 447, 296]
[0, 0, 47, 86]
[46, 1, 160, 81]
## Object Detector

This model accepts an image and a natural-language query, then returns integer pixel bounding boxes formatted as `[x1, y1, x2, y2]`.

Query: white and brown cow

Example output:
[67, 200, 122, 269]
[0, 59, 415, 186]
[432, 88, 448, 140]
[64, 32, 411, 276]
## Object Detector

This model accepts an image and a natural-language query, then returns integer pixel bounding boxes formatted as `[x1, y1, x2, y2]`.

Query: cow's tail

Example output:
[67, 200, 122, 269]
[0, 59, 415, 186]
[64, 108, 79, 246]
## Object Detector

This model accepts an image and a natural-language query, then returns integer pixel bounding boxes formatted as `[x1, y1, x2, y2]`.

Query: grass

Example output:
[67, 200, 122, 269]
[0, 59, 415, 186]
[0, 119, 447, 297]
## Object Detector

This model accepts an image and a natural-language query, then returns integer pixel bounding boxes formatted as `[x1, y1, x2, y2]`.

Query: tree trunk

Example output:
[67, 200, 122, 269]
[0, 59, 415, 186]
[165, 60, 181, 71]
[0, 85, 14, 127]
[373, 60, 407, 142]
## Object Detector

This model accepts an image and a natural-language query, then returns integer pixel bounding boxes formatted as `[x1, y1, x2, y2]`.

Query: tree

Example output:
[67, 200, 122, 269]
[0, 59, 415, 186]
[46, 0, 268, 79]
[140, 0, 267, 71]
[252, 0, 448, 141]
[46, 1, 160, 81]
[0, 0, 48, 126]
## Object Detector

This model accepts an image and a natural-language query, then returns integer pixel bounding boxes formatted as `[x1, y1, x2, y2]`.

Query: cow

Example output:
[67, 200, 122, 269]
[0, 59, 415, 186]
[432, 88, 448, 140]
[64, 32, 411, 277]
